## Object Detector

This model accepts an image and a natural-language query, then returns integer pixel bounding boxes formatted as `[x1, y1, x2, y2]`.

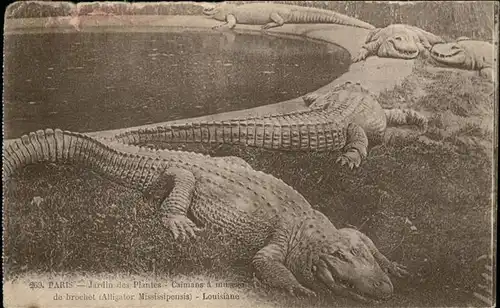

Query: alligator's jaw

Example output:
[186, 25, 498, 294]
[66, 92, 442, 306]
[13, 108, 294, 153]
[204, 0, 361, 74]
[314, 256, 393, 302]
[315, 265, 370, 302]
[378, 39, 419, 59]
[430, 48, 467, 66]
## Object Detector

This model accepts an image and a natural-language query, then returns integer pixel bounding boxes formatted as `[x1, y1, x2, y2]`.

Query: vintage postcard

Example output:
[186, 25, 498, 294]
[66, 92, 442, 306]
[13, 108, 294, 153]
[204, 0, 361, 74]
[2, 1, 498, 307]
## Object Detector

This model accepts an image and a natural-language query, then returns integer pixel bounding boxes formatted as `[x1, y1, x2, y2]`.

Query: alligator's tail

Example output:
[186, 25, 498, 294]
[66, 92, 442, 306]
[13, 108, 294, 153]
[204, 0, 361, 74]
[3, 129, 112, 180]
[384, 108, 428, 131]
[113, 112, 344, 152]
[289, 7, 375, 30]
[3, 129, 153, 190]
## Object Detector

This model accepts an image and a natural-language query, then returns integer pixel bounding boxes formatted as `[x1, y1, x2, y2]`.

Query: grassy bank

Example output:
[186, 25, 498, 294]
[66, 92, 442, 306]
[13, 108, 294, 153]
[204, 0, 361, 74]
[3, 62, 495, 306]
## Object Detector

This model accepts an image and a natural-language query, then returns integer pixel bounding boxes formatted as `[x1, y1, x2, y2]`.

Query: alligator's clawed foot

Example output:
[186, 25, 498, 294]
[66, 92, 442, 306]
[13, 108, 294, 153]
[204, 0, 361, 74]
[336, 150, 362, 169]
[162, 215, 200, 240]
[419, 48, 431, 59]
[385, 262, 410, 278]
[416, 117, 429, 133]
[288, 285, 316, 298]
[352, 50, 368, 63]
[252, 273, 263, 289]
[351, 55, 364, 63]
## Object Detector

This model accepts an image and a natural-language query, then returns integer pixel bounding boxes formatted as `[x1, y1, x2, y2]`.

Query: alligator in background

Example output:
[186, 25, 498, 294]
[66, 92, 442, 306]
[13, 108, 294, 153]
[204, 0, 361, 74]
[352, 24, 445, 62]
[202, 3, 375, 31]
[429, 37, 494, 80]
[4, 128, 409, 302]
[113, 82, 428, 169]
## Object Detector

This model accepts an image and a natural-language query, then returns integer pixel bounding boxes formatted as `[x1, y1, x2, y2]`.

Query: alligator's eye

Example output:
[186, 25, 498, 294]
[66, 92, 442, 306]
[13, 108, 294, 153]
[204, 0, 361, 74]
[394, 36, 402, 41]
[332, 250, 348, 262]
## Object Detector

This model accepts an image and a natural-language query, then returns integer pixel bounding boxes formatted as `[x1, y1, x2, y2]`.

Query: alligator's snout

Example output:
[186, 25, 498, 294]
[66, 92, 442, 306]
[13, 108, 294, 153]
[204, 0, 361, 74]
[314, 255, 394, 302]
[430, 47, 449, 58]
[371, 275, 394, 300]
[430, 44, 463, 59]
[378, 36, 420, 59]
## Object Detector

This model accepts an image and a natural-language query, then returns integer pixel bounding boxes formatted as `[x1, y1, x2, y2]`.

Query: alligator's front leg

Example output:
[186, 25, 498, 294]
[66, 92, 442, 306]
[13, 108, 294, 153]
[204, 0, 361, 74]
[262, 13, 285, 30]
[352, 47, 370, 63]
[212, 14, 237, 30]
[414, 27, 444, 47]
[415, 41, 430, 58]
[252, 243, 316, 297]
[147, 167, 200, 239]
[417, 35, 432, 50]
[337, 123, 368, 169]
[352, 41, 379, 62]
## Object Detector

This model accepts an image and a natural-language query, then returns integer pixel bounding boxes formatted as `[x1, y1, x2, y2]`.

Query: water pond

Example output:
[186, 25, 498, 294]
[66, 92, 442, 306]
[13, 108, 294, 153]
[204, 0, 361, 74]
[3, 30, 350, 138]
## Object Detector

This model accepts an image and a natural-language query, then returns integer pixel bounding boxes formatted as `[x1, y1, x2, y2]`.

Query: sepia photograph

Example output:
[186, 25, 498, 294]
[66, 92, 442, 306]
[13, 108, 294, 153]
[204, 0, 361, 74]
[2, 1, 498, 307]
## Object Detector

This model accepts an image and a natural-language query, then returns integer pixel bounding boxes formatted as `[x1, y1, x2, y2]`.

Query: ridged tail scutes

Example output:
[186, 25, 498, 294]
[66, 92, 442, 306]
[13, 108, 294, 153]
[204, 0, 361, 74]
[115, 121, 259, 147]
[113, 115, 346, 152]
[384, 109, 428, 131]
[114, 124, 207, 147]
[4, 129, 118, 181]
[5, 129, 55, 180]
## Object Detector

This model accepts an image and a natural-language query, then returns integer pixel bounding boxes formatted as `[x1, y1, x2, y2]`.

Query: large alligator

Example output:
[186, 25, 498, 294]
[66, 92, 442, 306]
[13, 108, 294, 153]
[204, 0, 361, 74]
[4, 128, 409, 302]
[429, 37, 494, 80]
[353, 24, 445, 62]
[202, 3, 375, 31]
[113, 82, 428, 169]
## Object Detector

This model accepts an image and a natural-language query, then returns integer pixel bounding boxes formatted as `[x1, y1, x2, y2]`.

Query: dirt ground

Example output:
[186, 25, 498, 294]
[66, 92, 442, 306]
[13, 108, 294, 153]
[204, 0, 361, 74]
[3, 59, 495, 307]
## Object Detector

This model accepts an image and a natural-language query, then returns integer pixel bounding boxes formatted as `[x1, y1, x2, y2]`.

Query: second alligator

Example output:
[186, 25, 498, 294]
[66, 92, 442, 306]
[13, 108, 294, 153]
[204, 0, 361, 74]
[114, 82, 428, 168]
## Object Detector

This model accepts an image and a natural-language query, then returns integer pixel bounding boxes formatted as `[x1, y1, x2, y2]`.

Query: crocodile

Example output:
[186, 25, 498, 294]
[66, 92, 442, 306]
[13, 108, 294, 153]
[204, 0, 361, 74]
[429, 37, 494, 79]
[202, 3, 375, 31]
[113, 82, 428, 169]
[352, 24, 445, 62]
[4, 128, 409, 302]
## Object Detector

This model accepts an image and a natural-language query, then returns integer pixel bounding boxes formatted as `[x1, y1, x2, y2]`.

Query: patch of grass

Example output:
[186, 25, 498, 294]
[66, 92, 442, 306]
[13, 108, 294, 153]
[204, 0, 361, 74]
[382, 60, 494, 117]
[417, 73, 493, 118]
[3, 164, 256, 278]
[377, 60, 494, 157]
[451, 121, 493, 139]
